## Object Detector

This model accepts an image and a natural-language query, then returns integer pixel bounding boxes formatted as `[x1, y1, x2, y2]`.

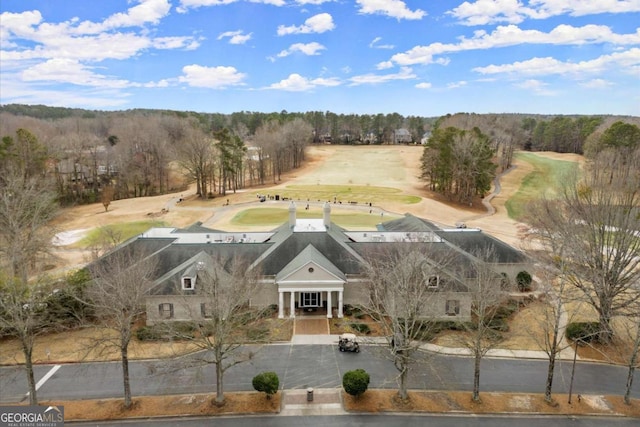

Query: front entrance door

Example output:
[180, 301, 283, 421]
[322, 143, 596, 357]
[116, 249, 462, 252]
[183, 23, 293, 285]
[299, 292, 321, 308]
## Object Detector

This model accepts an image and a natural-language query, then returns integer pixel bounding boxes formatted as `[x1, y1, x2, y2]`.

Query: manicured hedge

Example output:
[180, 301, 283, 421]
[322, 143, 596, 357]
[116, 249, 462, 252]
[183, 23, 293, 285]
[566, 322, 601, 343]
[252, 371, 279, 398]
[343, 369, 370, 397]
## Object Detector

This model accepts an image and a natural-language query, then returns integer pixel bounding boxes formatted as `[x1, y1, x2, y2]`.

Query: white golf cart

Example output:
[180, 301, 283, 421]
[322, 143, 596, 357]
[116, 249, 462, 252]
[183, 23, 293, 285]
[338, 333, 360, 353]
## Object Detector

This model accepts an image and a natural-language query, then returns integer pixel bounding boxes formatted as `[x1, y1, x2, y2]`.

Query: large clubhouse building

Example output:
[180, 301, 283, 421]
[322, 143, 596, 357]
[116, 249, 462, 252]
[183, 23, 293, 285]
[105, 202, 530, 325]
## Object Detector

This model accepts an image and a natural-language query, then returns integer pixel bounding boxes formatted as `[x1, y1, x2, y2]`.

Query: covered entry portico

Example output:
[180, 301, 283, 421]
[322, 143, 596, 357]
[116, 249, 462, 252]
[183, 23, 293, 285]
[273, 235, 348, 320]
[278, 287, 344, 319]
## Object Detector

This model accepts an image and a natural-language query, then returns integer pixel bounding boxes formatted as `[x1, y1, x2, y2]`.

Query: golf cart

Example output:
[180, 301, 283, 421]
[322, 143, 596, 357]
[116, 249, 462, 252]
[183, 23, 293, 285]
[338, 333, 360, 353]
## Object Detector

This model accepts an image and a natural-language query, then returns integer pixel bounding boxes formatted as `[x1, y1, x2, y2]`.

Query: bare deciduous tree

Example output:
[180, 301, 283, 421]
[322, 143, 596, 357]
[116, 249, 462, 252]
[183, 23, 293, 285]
[452, 248, 515, 402]
[527, 166, 640, 343]
[84, 247, 157, 409]
[0, 275, 54, 405]
[0, 167, 59, 406]
[169, 254, 264, 405]
[360, 243, 458, 401]
[621, 310, 640, 404]
[524, 263, 580, 403]
[177, 124, 216, 198]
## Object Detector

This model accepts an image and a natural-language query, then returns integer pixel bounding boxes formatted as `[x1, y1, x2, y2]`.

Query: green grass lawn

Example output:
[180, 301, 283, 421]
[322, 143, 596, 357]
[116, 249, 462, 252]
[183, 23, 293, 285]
[232, 207, 400, 229]
[76, 220, 167, 248]
[273, 184, 421, 205]
[505, 152, 579, 220]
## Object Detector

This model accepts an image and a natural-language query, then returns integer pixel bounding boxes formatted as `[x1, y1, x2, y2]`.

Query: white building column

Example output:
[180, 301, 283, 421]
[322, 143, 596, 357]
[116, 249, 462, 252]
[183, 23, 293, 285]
[278, 291, 284, 319]
[338, 290, 344, 318]
[289, 291, 295, 318]
[326, 291, 333, 318]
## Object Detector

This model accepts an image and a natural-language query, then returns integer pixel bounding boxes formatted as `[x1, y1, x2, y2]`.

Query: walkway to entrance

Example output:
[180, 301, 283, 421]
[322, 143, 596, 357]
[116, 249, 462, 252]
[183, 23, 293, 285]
[294, 315, 329, 335]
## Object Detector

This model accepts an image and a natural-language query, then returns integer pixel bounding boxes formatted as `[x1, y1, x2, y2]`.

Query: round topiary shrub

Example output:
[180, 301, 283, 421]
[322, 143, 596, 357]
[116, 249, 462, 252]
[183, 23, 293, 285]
[566, 322, 601, 343]
[343, 369, 370, 398]
[252, 371, 279, 399]
[516, 271, 533, 292]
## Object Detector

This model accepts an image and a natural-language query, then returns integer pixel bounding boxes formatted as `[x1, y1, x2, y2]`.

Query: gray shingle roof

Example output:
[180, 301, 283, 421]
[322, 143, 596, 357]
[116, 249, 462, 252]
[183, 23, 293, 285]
[434, 230, 527, 264]
[377, 214, 441, 232]
[276, 244, 347, 282]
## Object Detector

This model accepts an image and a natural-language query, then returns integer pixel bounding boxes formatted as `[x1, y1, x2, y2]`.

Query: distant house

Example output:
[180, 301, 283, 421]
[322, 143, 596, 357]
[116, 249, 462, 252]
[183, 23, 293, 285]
[95, 203, 530, 325]
[393, 128, 413, 144]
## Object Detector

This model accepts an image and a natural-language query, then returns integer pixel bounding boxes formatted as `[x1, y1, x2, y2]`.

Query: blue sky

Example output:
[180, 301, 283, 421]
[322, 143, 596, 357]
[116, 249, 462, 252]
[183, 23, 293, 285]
[1, 0, 639, 116]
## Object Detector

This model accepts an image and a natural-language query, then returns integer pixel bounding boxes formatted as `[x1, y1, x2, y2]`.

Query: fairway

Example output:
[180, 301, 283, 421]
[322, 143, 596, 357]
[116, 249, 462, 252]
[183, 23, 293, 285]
[51, 146, 586, 254]
[505, 152, 579, 220]
[231, 207, 401, 229]
[271, 184, 421, 205]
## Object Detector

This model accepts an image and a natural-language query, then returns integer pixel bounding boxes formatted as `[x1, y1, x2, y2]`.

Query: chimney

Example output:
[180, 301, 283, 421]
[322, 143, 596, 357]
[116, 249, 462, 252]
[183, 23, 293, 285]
[289, 201, 296, 228]
[323, 201, 331, 229]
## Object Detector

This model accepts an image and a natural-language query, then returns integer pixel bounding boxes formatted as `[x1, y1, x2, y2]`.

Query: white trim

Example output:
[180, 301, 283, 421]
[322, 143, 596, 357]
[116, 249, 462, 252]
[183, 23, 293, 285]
[182, 276, 195, 290]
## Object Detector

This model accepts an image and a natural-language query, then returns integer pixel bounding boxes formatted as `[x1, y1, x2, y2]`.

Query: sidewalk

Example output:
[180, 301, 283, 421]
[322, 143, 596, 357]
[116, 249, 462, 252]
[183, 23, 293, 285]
[280, 388, 345, 416]
[290, 334, 580, 361]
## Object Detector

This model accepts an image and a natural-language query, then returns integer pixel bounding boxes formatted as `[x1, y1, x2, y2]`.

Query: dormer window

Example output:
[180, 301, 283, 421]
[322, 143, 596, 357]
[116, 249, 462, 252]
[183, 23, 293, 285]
[427, 275, 439, 289]
[182, 277, 195, 290]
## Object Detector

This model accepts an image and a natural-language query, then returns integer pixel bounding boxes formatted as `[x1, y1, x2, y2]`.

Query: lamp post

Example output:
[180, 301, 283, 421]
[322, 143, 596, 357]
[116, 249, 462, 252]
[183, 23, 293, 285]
[568, 339, 580, 404]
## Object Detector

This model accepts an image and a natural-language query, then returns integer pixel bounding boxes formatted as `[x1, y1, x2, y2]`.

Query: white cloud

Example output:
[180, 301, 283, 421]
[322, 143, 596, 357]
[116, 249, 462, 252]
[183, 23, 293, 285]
[217, 30, 252, 44]
[75, 0, 171, 34]
[179, 64, 247, 88]
[0, 73, 132, 108]
[448, 0, 528, 25]
[473, 48, 640, 76]
[369, 37, 395, 49]
[0, 10, 43, 46]
[515, 79, 556, 96]
[356, 0, 426, 20]
[449, 0, 640, 26]
[277, 13, 336, 35]
[153, 36, 202, 50]
[385, 24, 640, 67]
[447, 81, 468, 89]
[349, 66, 416, 85]
[276, 42, 326, 58]
[1, 32, 154, 62]
[21, 58, 129, 88]
[580, 78, 614, 88]
[267, 73, 340, 91]
[177, 0, 286, 13]
[415, 82, 432, 89]
[376, 61, 394, 70]
[295, 0, 334, 4]
[0, 5, 200, 62]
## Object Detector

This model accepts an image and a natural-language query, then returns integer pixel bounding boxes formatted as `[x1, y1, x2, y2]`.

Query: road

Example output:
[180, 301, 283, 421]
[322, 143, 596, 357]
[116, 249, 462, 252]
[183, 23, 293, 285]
[69, 414, 640, 427]
[1, 343, 638, 403]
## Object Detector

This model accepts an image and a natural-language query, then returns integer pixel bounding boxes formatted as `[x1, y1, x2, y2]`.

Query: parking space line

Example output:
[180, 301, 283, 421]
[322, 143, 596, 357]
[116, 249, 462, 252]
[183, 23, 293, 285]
[25, 364, 61, 397]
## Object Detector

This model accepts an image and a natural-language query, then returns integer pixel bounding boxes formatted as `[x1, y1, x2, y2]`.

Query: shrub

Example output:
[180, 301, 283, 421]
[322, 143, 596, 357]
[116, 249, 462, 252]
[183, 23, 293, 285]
[343, 304, 355, 316]
[252, 371, 279, 398]
[44, 285, 93, 328]
[492, 302, 519, 320]
[136, 326, 165, 341]
[246, 325, 270, 341]
[343, 369, 370, 398]
[135, 322, 196, 341]
[516, 271, 533, 292]
[350, 323, 371, 334]
[566, 322, 601, 343]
